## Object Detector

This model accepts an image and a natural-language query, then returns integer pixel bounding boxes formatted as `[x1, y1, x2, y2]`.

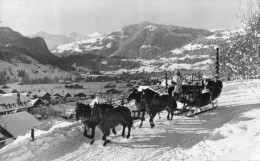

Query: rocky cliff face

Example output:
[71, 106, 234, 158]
[0, 27, 71, 70]
[31, 31, 89, 51]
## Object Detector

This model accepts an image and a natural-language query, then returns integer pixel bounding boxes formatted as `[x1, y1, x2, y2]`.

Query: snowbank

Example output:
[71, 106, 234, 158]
[1, 79, 260, 161]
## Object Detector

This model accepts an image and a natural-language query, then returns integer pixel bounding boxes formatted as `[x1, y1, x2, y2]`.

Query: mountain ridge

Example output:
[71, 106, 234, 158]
[51, 22, 213, 59]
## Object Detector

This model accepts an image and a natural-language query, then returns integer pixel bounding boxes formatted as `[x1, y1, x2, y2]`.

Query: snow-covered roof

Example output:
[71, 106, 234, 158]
[34, 92, 51, 98]
[27, 98, 43, 106]
[0, 93, 30, 105]
[0, 111, 40, 137]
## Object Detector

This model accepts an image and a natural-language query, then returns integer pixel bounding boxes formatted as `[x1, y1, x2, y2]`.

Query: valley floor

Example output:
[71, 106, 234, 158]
[1, 79, 260, 161]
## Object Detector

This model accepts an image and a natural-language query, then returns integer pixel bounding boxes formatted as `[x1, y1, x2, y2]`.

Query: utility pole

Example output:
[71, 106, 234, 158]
[0, 0, 2, 27]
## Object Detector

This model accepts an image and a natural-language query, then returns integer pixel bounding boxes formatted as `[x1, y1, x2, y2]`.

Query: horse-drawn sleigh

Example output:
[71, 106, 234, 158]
[127, 47, 223, 124]
[74, 48, 223, 146]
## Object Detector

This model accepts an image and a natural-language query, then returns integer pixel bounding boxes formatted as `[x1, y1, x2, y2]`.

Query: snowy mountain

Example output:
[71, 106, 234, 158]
[1, 79, 260, 160]
[50, 22, 215, 73]
[52, 22, 213, 59]
[100, 27, 260, 77]
[51, 32, 109, 57]
[31, 31, 89, 51]
[54, 25, 254, 75]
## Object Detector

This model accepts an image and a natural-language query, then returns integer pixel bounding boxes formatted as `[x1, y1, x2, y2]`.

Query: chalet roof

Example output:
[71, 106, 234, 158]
[64, 93, 72, 98]
[27, 98, 44, 107]
[11, 89, 19, 93]
[34, 92, 51, 98]
[74, 93, 87, 97]
[104, 82, 116, 88]
[53, 93, 63, 98]
[0, 89, 5, 94]
[1, 85, 9, 89]
[106, 88, 122, 94]
[0, 93, 30, 105]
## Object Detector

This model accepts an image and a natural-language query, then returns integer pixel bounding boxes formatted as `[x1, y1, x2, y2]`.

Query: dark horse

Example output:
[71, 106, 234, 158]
[127, 88, 146, 128]
[90, 103, 133, 146]
[168, 79, 223, 108]
[141, 88, 177, 128]
[127, 88, 162, 128]
[75, 102, 116, 145]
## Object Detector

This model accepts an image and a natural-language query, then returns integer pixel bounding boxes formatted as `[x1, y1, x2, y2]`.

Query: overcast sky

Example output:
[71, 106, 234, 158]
[0, 0, 242, 36]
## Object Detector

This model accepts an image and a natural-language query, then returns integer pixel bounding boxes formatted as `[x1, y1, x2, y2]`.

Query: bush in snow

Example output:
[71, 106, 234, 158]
[29, 106, 60, 120]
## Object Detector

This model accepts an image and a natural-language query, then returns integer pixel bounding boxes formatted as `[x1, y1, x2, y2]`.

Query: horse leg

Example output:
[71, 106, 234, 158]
[112, 128, 117, 135]
[149, 113, 156, 128]
[126, 122, 132, 138]
[167, 109, 170, 120]
[121, 123, 126, 137]
[90, 126, 96, 145]
[139, 110, 145, 128]
[170, 100, 177, 120]
[170, 108, 174, 120]
[83, 124, 87, 137]
[83, 123, 92, 138]
[102, 131, 111, 146]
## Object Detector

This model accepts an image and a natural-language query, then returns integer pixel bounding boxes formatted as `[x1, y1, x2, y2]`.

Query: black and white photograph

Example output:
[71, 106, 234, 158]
[1, 0, 260, 160]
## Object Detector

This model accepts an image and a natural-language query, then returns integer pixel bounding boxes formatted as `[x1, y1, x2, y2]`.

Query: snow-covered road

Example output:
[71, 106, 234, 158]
[1, 79, 260, 161]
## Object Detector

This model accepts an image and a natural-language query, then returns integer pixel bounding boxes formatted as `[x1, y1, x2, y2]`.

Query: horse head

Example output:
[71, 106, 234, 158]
[142, 88, 158, 101]
[127, 88, 141, 103]
[75, 102, 91, 121]
[90, 102, 104, 124]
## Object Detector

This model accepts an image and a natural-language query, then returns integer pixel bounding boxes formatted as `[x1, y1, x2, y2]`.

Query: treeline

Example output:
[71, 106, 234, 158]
[61, 54, 141, 71]
[21, 77, 62, 84]
[0, 70, 17, 85]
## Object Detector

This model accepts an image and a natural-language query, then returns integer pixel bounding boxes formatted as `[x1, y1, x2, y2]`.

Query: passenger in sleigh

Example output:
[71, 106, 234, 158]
[202, 78, 213, 103]
[171, 70, 184, 98]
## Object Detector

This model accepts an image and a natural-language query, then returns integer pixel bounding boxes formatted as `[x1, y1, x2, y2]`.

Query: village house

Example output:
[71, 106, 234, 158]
[104, 82, 116, 88]
[0, 93, 31, 115]
[0, 89, 5, 94]
[74, 93, 87, 100]
[1, 85, 9, 89]
[33, 92, 51, 101]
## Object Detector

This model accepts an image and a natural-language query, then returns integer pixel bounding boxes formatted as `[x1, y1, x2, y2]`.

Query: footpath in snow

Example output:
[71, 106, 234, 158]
[1, 79, 260, 161]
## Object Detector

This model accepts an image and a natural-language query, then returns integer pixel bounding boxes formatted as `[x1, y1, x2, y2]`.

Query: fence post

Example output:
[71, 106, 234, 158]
[31, 129, 34, 141]
[165, 72, 168, 90]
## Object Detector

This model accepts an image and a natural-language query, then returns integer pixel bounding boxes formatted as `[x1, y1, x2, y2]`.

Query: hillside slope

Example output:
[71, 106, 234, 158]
[0, 27, 71, 71]
[0, 27, 74, 84]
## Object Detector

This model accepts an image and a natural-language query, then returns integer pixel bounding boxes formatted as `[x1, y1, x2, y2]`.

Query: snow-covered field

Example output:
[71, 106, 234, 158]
[1, 79, 260, 161]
